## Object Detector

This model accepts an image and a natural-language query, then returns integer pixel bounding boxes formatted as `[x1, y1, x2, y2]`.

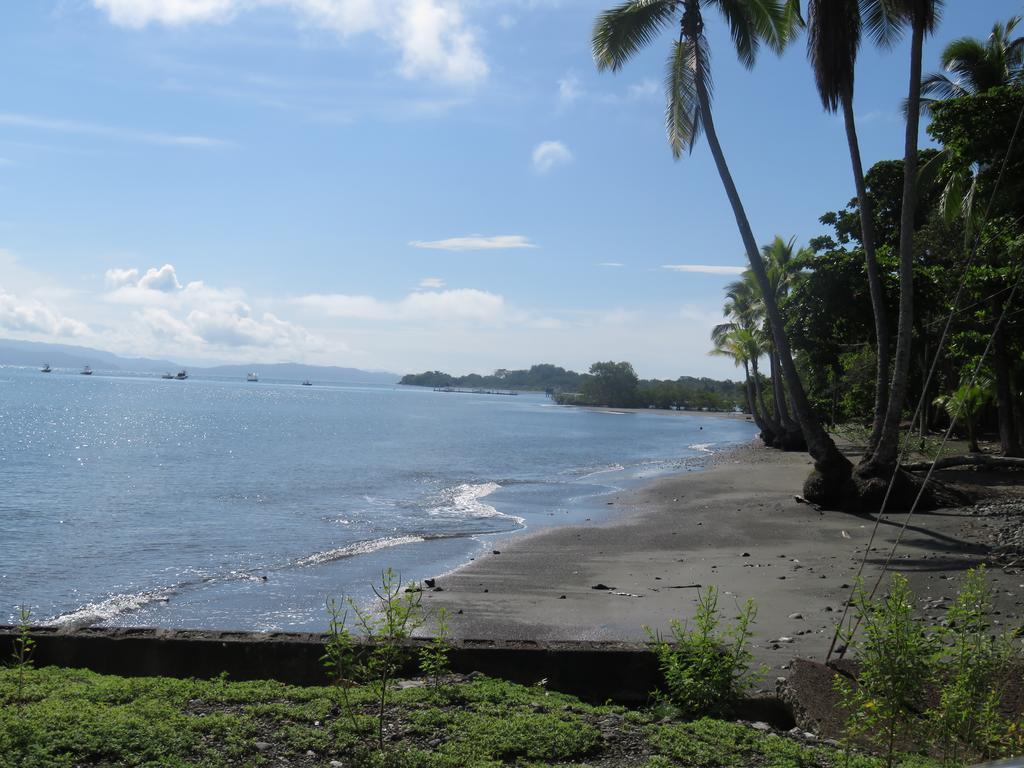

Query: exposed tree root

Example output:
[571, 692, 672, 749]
[840, 461, 971, 513]
[803, 457, 973, 513]
[802, 448, 854, 510]
[759, 427, 807, 453]
[901, 454, 1024, 472]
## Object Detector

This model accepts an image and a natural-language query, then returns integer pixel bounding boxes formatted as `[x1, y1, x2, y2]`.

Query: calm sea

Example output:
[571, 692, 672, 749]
[0, 366, 757, 630]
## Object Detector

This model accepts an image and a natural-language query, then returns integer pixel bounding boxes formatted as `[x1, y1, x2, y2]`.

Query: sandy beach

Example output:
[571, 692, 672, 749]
[428, 443, 1024, 674]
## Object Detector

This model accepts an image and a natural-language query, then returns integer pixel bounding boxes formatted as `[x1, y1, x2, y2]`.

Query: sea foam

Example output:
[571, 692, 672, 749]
[295, 535, 426, 567]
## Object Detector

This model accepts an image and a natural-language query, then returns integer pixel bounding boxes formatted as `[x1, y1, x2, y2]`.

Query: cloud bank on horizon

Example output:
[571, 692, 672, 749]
[0, 251, 744, 378]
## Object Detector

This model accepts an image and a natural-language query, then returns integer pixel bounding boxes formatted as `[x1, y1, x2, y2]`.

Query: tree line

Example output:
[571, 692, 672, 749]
[400, 362, 746, 411]
[594, 0, 1023, 510]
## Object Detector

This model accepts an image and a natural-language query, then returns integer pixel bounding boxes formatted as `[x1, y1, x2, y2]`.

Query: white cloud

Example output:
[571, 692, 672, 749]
[138, 264, 183, 292]
[0, 112, 227, 148]
[661, 264, 746, 275]
[558, 73, 581, 106]
[92, 0, 237, 26]
[139, 307, 198, 343]
[598, 262, 623, 268]
[532, 140, 572, 174]
[186, 307, 310, 347]
[104, 267, 139, 287]
[410, 235, 536, 251]
[418, 277, 445, 289]
[97, 262, 320, 354]
[92, 0, 488, 85]
[295, 294, 392, 320]
[295, 288, 506, 323]
[0, 288, 89, 337]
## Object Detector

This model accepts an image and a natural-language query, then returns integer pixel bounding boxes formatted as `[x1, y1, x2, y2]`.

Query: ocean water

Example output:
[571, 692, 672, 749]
[0, 366, 758, 631]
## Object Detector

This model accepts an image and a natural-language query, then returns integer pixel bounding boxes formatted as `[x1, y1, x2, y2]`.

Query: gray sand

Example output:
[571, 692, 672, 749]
[425, 444, 1024, 673]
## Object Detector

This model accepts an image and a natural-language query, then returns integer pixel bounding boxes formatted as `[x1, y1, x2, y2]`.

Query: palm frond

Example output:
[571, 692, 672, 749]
[807, 0, 861, 112]
[714, 0, 792, 66]
[919, 71, 968, 101]
[593, 0, 681, 72]
[860, 0, 904, 49]
[941, 37, 997, 92]
[665, 35, 701, 157]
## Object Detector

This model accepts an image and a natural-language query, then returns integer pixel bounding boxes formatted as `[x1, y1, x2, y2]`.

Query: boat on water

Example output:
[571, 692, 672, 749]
[175, 370, 188, 380]
[246, 372, 258, 382]
[161, 372, 174, 379]
[40, 363, 52, 373]
[301, 379, 312, 386]
[80, 365, 92, 376]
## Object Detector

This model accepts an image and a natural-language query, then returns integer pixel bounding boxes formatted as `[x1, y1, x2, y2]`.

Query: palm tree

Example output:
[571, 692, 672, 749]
[806, 0, 896, 457]
[760, 236, 804, 443]
[920, 16, 1023, 110]
[713, 279, 780, 443]
[593, 0, 852, 504]
[932, 374, 994, 454]
[872, 0, 944, 475]
[710, 325, 765, 433]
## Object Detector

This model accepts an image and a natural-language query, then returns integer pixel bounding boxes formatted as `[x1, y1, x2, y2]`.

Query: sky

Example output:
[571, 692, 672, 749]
[0, 1, 1019, 378]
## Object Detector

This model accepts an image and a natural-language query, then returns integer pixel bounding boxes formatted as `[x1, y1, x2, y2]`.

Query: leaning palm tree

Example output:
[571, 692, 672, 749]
[593, 0, 852, 504]
[920, 15, 1023, 111]
[872, 0, 944, 476]
[806, 0, 898, 458]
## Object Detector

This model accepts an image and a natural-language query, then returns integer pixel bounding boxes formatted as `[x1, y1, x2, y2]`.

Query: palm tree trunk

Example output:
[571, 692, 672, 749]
[692, 35, 851, 500]
[772, 347, 796, 429]
[752, 357, 781, 438]
[769, 347, 784, 424]
[841, 88, 890, 457]
[872, 18, 926, 469]
[992, 299, 1022, 456]
[743, 361, 765, 431]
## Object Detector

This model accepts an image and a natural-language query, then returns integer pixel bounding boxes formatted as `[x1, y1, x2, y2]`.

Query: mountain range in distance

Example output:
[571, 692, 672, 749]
[0, 338, 400, 385]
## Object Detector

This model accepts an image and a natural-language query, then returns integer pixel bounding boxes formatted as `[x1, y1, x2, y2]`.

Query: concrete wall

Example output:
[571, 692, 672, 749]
[0, 626, 660, 704]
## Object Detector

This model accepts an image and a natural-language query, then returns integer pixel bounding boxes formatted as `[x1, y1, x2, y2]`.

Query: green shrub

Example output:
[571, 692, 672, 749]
[928, 566, 1021, 764]
[836, 575, 935, 768]
[646, 586, 761, 719]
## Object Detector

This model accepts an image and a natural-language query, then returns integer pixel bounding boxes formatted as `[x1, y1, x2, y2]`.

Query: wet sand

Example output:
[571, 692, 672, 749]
[426, 443, 1024, 674]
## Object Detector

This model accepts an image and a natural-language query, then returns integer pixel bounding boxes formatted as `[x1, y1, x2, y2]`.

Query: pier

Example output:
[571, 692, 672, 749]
[433, 386, 519, 396]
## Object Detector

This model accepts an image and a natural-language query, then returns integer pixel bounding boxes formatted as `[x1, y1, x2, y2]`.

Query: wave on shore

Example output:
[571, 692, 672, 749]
[52, 586, 180, 629]
[295, 535, 426, 567]
[428, 482, 525, 526]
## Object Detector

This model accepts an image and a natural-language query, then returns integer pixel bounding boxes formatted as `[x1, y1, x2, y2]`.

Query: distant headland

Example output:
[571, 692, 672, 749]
[401, 361, 746, 412]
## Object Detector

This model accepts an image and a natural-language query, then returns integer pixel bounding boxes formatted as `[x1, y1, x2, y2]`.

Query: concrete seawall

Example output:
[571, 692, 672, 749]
[0, 626, 661, 704]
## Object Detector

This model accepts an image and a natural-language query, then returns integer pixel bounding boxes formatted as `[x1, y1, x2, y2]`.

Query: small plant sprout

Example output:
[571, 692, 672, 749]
[322, 568, 426, 756]
[9, 605, 36, 707]
[321, 597, 362, 736]
[419, 606, 452, 692]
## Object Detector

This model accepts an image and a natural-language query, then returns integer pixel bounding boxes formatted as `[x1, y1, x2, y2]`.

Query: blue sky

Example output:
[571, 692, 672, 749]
[0, 0, 1018, 377]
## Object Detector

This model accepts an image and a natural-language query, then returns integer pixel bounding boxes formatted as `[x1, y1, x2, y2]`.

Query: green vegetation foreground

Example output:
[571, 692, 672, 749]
[1, 666, 937, 768]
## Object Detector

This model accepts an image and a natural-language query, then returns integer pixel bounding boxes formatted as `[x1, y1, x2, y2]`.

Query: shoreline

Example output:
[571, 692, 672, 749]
[578, 405, 754, 421]
[427, 442, 1024, 674]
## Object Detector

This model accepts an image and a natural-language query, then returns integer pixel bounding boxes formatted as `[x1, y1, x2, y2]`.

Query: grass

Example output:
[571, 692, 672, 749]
[0, 666, 945, 768]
